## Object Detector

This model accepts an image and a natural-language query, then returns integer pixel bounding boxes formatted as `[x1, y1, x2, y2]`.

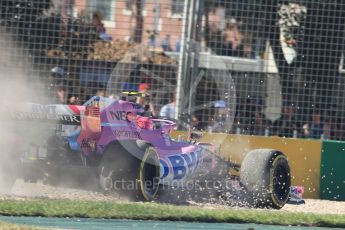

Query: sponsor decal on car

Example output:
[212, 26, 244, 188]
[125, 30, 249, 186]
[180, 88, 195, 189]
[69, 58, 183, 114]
[11, 111, 80, 124]
[160, 148, 202, 180]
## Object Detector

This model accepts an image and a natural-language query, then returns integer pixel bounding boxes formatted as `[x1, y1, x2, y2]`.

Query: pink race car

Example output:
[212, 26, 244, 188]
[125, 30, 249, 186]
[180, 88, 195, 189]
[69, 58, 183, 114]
[3, 96, 291, 209]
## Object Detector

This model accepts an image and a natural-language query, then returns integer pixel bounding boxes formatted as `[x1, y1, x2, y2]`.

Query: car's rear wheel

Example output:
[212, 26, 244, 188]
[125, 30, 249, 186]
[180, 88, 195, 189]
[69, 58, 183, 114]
[99, 142, 160, 201]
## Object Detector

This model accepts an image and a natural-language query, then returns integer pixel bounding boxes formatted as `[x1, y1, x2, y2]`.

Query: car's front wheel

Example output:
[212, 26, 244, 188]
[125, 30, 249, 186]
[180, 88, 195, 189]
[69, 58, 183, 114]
[240, 149, 291, 209]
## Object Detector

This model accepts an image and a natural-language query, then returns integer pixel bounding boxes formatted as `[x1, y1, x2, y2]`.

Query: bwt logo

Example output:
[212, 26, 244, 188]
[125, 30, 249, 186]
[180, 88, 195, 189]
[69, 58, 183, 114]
[160, 150, 201, 180]
[32, 104, 56, 114]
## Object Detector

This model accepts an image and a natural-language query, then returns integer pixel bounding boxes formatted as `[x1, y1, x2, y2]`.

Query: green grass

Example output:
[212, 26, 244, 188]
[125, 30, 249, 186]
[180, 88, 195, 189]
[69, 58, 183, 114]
[0, 221, 40, 230]
[0, 199, 344, 228]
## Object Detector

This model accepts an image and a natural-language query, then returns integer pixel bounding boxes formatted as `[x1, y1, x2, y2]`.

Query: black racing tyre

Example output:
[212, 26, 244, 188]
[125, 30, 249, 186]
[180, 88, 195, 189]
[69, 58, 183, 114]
[240, 149, 291, 209]
[99, 142, 160, 201]
[138, 146, 161, 200]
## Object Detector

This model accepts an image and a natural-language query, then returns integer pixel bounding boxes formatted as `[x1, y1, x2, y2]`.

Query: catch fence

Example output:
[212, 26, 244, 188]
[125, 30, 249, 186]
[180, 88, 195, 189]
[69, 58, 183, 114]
[1, 0, 344, 140]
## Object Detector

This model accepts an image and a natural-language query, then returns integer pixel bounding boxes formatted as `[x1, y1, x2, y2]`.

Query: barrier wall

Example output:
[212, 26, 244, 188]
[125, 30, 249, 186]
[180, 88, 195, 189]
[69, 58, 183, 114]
[320, 140, 345, 201]
[171, 132, 345, 200]
[172, 132, 322, 199]
[199, 134, 322, 199]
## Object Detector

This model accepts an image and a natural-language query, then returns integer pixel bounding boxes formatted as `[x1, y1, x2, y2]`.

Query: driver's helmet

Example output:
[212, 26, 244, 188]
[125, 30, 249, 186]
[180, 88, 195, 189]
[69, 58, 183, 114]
[121, 91, 147, 102]
[136, 116, 153, 130]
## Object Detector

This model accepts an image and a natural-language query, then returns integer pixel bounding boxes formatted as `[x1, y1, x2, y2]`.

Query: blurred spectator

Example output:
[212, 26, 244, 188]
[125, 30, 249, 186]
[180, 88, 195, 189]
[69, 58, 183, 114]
[175, 38, 181, 52]
[324, 105, 339, 140]
[76, 9, 89, 24]
[161, 34, 172, 51]
[55, 85, 67, 104]
[322, 106, 338, 139]
[50, 66, 66, 87]
[208, 100, 228, 132]
[242, 32, 255, 58]
[136, 83, 157, 117]
[252, 109, 268, 136]
[224, 18, 243, 57]
[191, 115, 201, 130]
[323, 117, 332, 140]
[245, 97, 264, 135]
[243, 43, 254, 58]
[302, 110, 324, 139]
[232, 102, 248, 134]
[272, 105, 298, 138]
[92, 11, 106, 33]
[204, 8, 225, 55]
[159, 93, 176, 120]
[149, 37, 156, 47]
[147, 30, 158, 47]
[335, 118, 345, 140]
[232, 102, 247, 134]
[302, 123, 309, 138]
[91, 11, 112, 41]
[67, 94, 80, 105]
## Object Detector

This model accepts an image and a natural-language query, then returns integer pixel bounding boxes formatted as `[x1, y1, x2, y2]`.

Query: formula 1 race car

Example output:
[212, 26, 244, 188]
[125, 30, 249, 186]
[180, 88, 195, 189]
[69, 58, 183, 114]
[0, 96, 291, 209]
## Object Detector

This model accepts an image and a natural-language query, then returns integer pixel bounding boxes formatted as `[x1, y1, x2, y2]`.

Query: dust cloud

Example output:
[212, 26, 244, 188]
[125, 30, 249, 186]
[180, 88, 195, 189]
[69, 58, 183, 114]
[0, 31, 46, 194]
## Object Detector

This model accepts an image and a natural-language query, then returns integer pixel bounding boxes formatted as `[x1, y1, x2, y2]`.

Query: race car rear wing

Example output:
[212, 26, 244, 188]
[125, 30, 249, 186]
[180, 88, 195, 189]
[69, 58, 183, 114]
[7, 103, 85, 125]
